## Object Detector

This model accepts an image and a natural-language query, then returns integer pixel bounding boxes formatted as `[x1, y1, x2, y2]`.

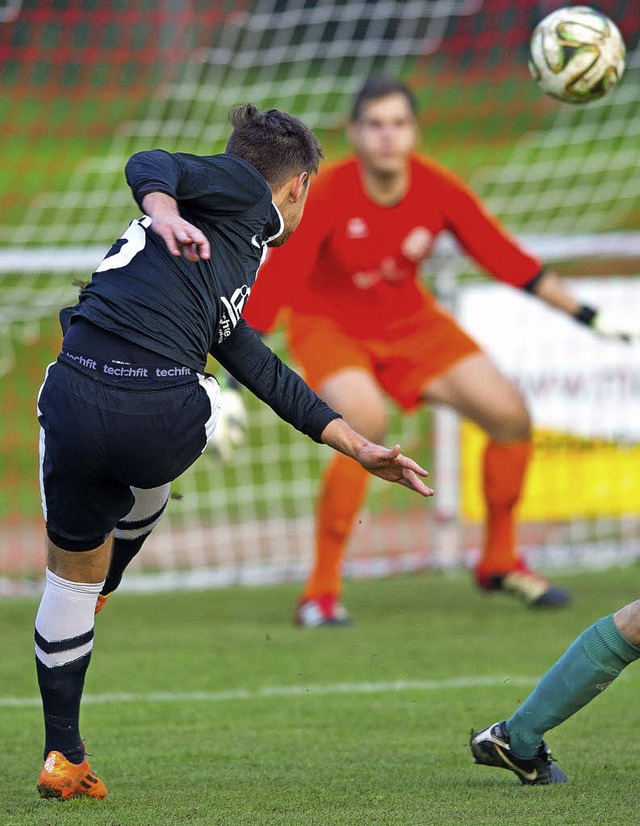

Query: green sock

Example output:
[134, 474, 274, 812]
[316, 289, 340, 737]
[506, 614, 640, 759]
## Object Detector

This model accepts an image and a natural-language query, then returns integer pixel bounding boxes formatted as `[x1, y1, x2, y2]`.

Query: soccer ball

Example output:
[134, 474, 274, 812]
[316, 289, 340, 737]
[529, 6, 625, 104]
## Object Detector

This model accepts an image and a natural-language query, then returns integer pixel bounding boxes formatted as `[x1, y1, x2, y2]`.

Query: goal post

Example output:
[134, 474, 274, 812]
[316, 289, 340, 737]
[1, 0, 640, 590]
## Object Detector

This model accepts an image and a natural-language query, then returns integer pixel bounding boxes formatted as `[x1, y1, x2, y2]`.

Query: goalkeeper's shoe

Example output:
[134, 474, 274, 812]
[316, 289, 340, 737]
[470, 720, 567, 785]
[294, 594, 352, 628]
[475, 562, 570, 608]
[37, 750, 107, 800]
[94, 593, 111, 614]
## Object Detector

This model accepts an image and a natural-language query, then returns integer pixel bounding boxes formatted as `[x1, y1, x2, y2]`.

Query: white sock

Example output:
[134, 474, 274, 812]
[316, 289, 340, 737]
[35, 568, 104, 668]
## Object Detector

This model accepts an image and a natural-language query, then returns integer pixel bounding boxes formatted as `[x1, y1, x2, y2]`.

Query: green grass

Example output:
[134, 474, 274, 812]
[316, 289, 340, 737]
[2, 566, 640, 824]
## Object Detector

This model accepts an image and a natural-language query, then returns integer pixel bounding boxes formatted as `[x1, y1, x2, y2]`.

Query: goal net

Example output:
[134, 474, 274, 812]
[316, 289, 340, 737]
[2, 0, 640, 591]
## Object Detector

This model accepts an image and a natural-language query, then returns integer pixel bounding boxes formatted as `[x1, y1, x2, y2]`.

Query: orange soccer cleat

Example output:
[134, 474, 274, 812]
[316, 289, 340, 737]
[37, 750, 107, 800]
[94, 593, 111, 615]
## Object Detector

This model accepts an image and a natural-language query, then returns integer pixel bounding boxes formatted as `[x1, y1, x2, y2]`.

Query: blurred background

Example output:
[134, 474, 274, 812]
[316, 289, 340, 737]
[2, 0, 640, 593]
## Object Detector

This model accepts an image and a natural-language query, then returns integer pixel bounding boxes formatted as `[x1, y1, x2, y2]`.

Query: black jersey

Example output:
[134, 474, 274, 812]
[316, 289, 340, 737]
[70, 151, 279, 366]
[62, 149, 339, 442]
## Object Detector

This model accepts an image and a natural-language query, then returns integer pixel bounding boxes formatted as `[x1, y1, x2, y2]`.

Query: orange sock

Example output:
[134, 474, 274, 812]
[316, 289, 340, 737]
[478, 440, 532, 576]
[302, 453, 371, 600]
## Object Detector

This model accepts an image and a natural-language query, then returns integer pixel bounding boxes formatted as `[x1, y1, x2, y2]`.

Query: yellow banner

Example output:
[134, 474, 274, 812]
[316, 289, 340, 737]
[461, 421, 640, 521]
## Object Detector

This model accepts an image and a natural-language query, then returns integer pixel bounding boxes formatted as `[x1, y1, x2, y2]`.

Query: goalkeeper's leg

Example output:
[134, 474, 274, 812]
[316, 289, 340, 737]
[422, 351, 569, 607]
[97, 484, 170, 610]
[304, 453, 371, 599]
[297, 368, 387, 626]
[481, 439, 532, 577]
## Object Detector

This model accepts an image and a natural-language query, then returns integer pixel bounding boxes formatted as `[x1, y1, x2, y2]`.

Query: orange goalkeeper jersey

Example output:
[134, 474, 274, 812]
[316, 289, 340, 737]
[244, 154, 542, 339]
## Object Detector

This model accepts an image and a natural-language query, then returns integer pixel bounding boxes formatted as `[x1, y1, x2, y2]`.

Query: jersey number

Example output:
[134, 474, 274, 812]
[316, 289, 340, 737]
[95, 216, 152, 272]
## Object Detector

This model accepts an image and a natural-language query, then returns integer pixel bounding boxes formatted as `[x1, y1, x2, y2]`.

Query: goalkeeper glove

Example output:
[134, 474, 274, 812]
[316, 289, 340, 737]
[574, 305, 640, 343]
[207, 386, 248, 463]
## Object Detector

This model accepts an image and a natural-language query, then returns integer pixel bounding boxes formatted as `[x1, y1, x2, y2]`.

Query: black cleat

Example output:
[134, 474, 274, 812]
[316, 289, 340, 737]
[470, 721, 568, 785]
[475, 564, 571, 608]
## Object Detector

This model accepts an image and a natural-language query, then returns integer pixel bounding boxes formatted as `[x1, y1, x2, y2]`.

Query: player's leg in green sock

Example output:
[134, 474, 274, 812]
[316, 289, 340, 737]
[506, 613, 640, 758]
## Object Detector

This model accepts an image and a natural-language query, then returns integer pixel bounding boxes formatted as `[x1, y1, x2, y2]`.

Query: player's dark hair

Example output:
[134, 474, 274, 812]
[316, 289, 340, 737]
[350, 76, 418, 122]
[226, 104, 323, 188]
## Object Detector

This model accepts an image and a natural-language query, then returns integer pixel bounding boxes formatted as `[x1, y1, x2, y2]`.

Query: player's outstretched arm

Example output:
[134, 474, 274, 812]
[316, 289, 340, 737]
[214, 320, 429, 495]
[320, 418, 434, 496]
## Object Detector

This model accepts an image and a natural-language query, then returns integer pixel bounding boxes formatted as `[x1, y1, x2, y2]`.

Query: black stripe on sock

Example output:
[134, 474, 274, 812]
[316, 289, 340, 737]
[34, 627, 94, 655]
[115, 500, 168, 531]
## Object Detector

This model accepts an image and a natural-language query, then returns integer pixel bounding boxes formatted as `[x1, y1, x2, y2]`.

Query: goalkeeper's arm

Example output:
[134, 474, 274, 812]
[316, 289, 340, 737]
[523, 269, 640, 343]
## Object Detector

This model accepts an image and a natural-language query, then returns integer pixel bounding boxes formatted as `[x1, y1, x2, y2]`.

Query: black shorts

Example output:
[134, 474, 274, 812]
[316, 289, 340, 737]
[37, 355, 220, 551]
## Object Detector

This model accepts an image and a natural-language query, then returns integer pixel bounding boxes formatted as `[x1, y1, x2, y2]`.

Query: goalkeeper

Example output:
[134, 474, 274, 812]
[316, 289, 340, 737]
[241, 75, 636, 627]
[34, 104, 433, 801]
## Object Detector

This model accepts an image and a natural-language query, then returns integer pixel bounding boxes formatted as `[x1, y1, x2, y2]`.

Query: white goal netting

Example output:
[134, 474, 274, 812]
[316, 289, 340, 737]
[2, 0, 640, 589]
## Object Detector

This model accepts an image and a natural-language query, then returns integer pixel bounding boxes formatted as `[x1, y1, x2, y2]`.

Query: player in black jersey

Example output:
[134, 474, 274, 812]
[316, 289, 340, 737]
[34, 104, 434, 801]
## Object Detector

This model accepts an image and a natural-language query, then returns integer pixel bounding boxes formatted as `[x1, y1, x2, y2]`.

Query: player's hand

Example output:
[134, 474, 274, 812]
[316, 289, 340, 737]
[151, 215, 210, 262]
[141, 192, 210, 262]
[354, 443, 434, 497]
[207, 387, 248, 463]
[591, 308, 640, 343]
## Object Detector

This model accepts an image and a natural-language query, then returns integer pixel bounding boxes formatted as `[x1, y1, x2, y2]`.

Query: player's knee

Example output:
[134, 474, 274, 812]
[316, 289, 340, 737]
[47, 529, 108, 553]
[341, 406, 388, 443]
[46, 532, 113, 583]
[489, 402, 531, 443]
[613, 600, 640, 647]
[360, 412, 389, 444]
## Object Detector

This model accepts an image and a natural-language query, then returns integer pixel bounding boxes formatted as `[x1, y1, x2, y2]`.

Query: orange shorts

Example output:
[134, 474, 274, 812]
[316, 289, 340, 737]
[286, 305, 481, 412]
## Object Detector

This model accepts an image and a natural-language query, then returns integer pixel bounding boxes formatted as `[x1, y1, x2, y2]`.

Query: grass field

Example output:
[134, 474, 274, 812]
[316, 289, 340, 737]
[2, 566, 640, 825]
